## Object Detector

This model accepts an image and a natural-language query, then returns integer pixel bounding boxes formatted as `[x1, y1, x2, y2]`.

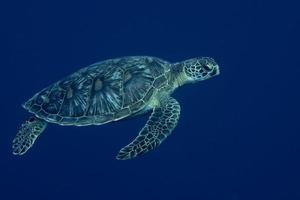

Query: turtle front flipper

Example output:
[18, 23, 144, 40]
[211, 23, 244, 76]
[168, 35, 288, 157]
[116, 97, 181, 160]
[12, 116, 48, 155]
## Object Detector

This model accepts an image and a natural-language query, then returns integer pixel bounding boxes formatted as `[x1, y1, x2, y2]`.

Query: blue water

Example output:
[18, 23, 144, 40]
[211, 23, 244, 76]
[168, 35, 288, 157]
[1, 0, 300, 199]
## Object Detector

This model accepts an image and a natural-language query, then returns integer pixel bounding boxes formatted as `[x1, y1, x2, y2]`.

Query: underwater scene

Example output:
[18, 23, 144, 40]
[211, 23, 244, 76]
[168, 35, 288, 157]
[1, 0, 300, 199]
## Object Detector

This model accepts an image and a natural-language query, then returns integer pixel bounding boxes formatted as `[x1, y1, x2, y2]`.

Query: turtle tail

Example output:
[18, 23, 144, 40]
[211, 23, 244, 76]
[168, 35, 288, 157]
[12, 116, 48, 155]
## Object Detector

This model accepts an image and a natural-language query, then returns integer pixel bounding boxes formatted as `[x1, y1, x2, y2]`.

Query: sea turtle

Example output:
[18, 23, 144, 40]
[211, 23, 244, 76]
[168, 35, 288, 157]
[12, 56, 220, 160]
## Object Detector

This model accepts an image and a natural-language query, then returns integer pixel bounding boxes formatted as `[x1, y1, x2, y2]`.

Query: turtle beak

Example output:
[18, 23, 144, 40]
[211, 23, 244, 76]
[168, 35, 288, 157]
[210, 65, 220, 76]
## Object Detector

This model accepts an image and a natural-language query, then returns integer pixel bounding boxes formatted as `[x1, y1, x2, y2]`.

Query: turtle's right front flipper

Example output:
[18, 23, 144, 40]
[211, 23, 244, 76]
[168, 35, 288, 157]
[116, 97, 181, 160]
[12, 116, 47, 155]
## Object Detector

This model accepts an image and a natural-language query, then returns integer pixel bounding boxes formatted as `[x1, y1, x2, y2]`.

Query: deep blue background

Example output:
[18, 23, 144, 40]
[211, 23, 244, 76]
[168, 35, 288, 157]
[1, 0, 300, 199]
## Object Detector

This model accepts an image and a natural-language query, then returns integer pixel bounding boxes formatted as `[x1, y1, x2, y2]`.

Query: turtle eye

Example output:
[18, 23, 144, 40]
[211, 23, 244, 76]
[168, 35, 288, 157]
[202, 64, 212, 71]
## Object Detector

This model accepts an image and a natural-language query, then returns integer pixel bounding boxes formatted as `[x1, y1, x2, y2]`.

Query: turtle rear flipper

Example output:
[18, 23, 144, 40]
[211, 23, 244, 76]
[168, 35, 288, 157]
[116, 97, 181, 160]
[12, 116, 47, 155]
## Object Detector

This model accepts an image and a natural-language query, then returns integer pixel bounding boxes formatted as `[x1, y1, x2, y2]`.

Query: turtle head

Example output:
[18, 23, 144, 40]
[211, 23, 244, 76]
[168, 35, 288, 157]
[182, 57, 220, 83]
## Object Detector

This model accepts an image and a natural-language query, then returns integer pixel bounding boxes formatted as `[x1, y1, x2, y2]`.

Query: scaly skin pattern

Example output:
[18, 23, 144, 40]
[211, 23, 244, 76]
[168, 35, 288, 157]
[13, 56, 219, 158]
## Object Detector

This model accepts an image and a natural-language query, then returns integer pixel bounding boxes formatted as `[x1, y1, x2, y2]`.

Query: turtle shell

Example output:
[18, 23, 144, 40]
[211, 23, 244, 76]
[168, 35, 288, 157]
[23, 56, 170, 126]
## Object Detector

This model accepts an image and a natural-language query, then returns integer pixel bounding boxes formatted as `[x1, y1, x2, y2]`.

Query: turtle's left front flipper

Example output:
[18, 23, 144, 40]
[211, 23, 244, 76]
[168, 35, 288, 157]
[116, 97, 181, 160]
[12, 116, 47, 155]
